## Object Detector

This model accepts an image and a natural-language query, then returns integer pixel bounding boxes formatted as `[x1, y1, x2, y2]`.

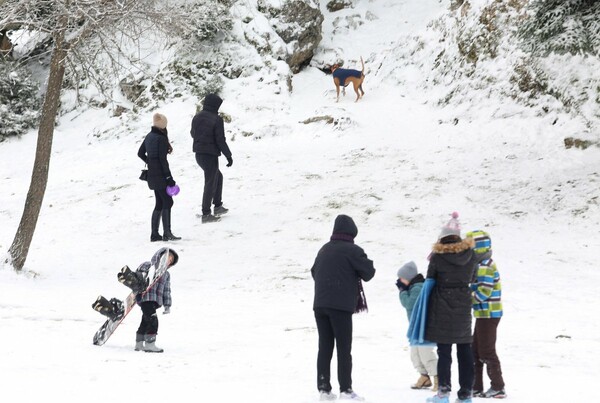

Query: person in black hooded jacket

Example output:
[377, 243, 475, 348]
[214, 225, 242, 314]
[425, 213, 479, 403]
[190, 93, 233, 223]
[311, 214, 376, 401]
[138, 113, 180, 242]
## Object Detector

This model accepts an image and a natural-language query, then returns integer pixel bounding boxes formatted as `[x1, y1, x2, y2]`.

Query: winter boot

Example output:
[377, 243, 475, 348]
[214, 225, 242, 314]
[134, 333, 144, 351]
[142, 334, 163, 353]
[432, 376, 439, 392]
[339, 390, 365, 401]
[412, 374, 433, 389]
[161, 209, 181, 241]
[483, 388, 506, 399]
[201, 214, 220, 224]
[426, 392, 450, 403]
[150, 210, 162, 242]
[213, 205, 229, 216]
[319, 391, 337, 401]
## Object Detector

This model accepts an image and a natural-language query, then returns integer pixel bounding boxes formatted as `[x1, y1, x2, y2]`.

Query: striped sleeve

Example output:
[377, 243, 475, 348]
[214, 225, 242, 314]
[472, 259, 503, 318]
[473, 263, 496, 303]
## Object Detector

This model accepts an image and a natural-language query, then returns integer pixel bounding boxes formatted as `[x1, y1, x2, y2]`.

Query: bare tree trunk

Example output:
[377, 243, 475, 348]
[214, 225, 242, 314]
[8, 22, 67, 271]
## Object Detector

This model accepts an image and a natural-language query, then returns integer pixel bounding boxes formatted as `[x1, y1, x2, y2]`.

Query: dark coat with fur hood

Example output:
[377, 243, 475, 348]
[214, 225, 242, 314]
[425, 238, 478, 344]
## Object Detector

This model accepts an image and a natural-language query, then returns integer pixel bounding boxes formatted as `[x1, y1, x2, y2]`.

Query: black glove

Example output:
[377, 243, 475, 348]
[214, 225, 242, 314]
[396, 279, 408, 291]
[166, 176, 176, 187]
[226, 156, 233, 167]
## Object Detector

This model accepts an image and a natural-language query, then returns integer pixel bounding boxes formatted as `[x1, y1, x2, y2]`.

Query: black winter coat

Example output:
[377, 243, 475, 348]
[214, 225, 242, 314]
[138, 127, 173, 190]
[425, 238, 478, 344]
[190, 94, 232, 158]
[311, 215, 376, 313]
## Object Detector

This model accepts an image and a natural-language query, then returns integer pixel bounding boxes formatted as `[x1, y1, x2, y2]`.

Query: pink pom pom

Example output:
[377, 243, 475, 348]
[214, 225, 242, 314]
[451, 211, 459, 219]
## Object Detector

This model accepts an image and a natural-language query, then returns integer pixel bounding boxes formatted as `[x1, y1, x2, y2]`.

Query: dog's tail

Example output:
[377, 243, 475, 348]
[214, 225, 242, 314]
[360, 56, 364, 74]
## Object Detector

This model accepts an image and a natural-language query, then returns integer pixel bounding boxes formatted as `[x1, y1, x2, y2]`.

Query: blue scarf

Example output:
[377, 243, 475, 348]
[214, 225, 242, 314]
[406, 278, 436, 346]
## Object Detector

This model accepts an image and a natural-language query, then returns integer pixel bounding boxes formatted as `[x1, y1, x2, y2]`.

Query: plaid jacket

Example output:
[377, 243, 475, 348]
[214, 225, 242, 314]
[136, 261, 172, 308]
[471, 258, 502, 319]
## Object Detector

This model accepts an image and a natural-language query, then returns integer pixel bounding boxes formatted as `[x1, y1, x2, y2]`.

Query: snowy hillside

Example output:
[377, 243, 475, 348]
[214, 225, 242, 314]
[1, 0, 599, 402]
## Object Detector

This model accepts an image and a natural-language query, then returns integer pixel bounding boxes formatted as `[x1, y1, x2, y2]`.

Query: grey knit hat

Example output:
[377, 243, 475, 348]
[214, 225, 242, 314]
[397, 261, 418, 281]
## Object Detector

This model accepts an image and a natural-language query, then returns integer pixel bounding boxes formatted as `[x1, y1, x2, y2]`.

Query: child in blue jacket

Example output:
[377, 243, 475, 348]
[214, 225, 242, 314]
[397, 261, 438, 391]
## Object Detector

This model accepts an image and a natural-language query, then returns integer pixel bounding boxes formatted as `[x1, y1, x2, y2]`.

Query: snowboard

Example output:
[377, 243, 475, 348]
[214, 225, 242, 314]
[92, 249, 171, 346]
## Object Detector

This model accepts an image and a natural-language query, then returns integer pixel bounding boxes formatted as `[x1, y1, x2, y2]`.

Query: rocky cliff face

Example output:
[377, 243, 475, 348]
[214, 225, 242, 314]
[258, 0, 324, 73]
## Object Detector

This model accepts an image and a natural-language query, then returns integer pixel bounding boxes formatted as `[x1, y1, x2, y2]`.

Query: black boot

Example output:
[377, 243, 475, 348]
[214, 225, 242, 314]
[201, 214, 221, 223]
[214, 205, 229, 216]
[162, 209, 181, 241]
[151, 210, 162, 242]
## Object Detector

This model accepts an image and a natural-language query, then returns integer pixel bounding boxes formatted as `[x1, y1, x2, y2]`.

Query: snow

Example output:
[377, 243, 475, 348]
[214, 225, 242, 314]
[1, 0, 600, 402]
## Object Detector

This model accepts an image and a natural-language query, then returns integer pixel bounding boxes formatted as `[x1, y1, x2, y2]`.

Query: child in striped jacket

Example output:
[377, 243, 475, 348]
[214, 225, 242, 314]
[467, 230, 506, 399]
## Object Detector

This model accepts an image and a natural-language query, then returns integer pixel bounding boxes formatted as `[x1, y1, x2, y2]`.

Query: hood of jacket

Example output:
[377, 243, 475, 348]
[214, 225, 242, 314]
[332, 214, 358, 238]
[432, 237, 474, 266]
[151, 247, 179, 267]
[203, 93, 223, 113]
[409, 273, 425, 287]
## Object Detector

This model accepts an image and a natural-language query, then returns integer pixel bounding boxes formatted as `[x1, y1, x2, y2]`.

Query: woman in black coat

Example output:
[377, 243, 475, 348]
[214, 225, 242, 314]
[311, 214, 376, 401]
[138, 113, 180, 241]
[425, 213, 478, 403]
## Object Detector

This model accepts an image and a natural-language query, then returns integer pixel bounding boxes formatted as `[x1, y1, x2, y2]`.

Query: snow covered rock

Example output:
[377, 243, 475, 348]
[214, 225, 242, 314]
[326, 0, 353, 12]
[258, 0, 324, 73]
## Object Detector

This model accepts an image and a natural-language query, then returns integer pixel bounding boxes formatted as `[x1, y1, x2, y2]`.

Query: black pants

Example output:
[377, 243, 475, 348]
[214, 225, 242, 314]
[153, 188, 174, 211]
[137, 301, 159, 335]
[437, 343, 474, 400]
[195, 153, 223, 215]
[473, 318, 504, 391]
[314, 307, 353, 393]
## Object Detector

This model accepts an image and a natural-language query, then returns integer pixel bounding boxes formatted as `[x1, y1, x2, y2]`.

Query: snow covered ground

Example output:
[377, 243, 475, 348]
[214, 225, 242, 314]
[1, 0, 599, 402]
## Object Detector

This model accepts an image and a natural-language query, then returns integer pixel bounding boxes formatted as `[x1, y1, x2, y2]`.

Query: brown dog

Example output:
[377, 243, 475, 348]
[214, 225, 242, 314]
[330, 57, 365, 102]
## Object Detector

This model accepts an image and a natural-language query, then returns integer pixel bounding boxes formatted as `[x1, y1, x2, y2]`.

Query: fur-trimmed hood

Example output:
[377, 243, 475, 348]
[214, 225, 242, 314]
[432, 237, 475, 254]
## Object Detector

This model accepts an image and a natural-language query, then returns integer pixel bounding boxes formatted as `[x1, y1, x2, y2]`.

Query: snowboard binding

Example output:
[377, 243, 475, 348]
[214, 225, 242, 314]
[117, 265, 147, 293]
[92, 296, 124, 321]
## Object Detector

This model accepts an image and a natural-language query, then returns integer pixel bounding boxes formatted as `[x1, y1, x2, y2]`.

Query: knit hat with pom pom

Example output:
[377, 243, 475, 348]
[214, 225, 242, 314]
[438, 211, 461, 240]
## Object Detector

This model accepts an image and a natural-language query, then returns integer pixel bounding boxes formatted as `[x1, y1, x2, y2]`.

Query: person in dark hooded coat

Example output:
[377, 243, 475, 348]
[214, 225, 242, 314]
[311, 214, 376, 401]
[190, 93, 233, 223]
[138, 113, 180, 242]
[425, 213, 479, 403]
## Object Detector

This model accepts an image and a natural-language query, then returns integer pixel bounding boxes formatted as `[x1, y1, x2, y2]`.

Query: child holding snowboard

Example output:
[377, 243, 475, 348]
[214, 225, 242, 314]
[134, 247, 178, 352]
[397, 261, 438, 391]
[92, 247, 178, 351]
